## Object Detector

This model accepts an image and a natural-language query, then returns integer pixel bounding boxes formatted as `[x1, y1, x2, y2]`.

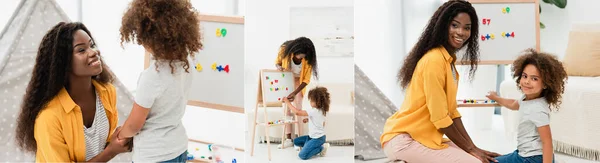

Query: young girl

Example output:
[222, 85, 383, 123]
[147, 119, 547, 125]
[275, 37, 319, 148]
[16, 22, 131, 162]
[116, 0, 202, 162]
[487, 49, 567, 163]
[283, 87, 331, 160]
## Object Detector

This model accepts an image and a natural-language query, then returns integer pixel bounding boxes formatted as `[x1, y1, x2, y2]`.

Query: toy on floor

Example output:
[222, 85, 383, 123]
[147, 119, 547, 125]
[461, 99, 496, 104]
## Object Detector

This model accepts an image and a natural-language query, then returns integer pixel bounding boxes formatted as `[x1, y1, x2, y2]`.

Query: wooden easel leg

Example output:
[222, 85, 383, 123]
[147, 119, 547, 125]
[250, 104, 259, 156]
[264, 106, 272, 161]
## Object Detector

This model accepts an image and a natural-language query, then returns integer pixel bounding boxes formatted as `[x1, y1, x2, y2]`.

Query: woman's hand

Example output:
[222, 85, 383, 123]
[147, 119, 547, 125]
[485, 91, 499, 101]
[469, 148, 498, 163]
[286, 93, 295, 101]
[303, 118, 308, 123]
[107, 127, 132, 155]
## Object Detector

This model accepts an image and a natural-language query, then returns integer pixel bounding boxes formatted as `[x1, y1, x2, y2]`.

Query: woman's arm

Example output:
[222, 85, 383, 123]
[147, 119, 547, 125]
[538, 125, 553, 163]
[117, 102, 150, 139]
[287, 82, 307, 100]
[283, 98, 308, 116]
[486, 91, 519, 110]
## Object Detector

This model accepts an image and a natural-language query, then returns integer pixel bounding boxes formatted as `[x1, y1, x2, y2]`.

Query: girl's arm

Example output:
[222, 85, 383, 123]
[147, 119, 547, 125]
[117, 102, 150, 140]
[538, 125, 553, 163]
[486, 91, 519, 110]
[283, 98, 308, 116]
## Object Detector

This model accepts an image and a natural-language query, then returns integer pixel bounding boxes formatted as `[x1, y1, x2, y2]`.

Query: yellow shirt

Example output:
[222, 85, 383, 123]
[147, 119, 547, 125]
[34, 80, 118, 162]
[380, 46, 461, 150]
[275, 52, 313, 95]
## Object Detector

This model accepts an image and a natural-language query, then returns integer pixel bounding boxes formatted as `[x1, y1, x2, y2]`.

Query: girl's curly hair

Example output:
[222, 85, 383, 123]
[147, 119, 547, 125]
[120, 0, 203, 73]
[512, 48, 567, 111]
[16, 22, 114, 153]
[307, 86, 330, 116]
[398, 0, 479, 89]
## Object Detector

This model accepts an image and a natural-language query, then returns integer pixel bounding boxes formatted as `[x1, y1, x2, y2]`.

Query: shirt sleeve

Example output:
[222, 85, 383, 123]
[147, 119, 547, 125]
[34, 110, 72, 162]
[422, 58, 453, 129]
[134, 71, 161, 109]
[530, 108, 550, 127]
[301, 63, 312, 84]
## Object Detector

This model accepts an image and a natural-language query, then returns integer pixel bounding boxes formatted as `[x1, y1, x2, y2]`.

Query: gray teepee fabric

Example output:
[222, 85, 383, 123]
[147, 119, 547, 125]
[0, 0, 133, 162]
[354, 64, 397, 161]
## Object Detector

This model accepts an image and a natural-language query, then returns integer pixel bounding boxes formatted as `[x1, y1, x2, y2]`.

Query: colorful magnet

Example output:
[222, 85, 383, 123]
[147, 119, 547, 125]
[270, 81, 273, 85]
[502, 8, 507, 14]
[482, 18, 487, 25]
[286, 87, 289, 91]
[216, 28, 222, 37]
[270, 88, 273, 91]
[266, 76, 269, 80]
[282, 73, 285, 77]
[195, 63, 202, 72]
[275, 88, 279, 91]
[217, 65, 224, 71]
[275, 80, 279, 83]
[212, 62, 217, 70]
[485, 34, 490, 40]
[506, 7, 510, 13]
[224, 65, 230, 73]
[487, 19, 490, 25]
[511, 32, 515, 37]
[501, 32, 506, 37]
[490, 34, 495, 39]
[481, 35, 486, 41]
[505, 32, 511, 37]
[278, 97, 281, 101]
[221, 28, 227, 37]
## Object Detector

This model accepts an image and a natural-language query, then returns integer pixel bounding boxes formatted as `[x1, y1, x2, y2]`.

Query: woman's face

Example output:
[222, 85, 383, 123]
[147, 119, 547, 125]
[447, 12, 472, 50]
[71, 30, 102, 77]
[295, 53, 306, 60]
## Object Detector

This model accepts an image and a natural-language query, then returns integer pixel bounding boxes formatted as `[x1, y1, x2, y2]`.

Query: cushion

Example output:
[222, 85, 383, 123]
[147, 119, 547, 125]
[562, 30, 600, 76]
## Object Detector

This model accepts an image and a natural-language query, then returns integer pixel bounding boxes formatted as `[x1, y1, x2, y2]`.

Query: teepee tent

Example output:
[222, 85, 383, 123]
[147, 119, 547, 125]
[0, 0, 134, 161]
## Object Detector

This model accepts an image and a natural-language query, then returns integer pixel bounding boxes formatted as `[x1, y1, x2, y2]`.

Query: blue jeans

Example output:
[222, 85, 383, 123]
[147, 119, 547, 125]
[493, 150, 554, 163]
[293, 135, 326, 160]
[160, 150, 188, 163]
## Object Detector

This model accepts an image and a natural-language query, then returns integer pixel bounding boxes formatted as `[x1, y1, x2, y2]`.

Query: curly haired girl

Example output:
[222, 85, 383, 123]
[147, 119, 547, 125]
[115, 0, 202, 162]
[487, 48, 567, 163]
[283, 86, 330, 160]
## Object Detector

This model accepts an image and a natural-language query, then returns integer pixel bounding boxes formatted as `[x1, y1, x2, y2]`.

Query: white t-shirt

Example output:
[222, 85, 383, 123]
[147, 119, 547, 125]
[291, 58, 302, 77]
[307, 107, 326, 138]
[84, 92, 109, 161]
[132, 59, 193, 162]
[517, 96, 550, 157]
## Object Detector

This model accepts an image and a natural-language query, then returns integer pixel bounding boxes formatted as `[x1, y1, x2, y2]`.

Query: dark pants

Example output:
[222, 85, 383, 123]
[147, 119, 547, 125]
[160, 150, 188, 163]
[493, 150, 554, 163]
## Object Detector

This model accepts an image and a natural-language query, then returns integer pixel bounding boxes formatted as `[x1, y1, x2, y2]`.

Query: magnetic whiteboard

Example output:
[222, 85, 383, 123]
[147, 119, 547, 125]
[144, 14, 244, 113]
[458, 0, 540, 65]
[259, 70, 295, 106]
[290, 7, 354, 57]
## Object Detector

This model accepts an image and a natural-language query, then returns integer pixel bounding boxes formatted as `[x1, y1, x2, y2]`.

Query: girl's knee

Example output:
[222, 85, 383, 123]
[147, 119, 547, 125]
[298, 153, 310, 160]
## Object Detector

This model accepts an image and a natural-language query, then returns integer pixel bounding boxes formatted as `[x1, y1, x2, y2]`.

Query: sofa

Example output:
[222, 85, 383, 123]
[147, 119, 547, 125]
[499, 24, 600, 161]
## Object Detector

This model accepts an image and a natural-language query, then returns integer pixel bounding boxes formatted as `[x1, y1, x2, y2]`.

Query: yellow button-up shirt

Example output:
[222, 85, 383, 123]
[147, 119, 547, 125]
[34, 80, 118, 162]
[380, 46, 462, 150]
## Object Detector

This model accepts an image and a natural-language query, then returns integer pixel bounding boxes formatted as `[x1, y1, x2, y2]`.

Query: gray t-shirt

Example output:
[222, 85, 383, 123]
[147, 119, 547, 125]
[132, 60, 193, 162]
[517, 96, 551, 157]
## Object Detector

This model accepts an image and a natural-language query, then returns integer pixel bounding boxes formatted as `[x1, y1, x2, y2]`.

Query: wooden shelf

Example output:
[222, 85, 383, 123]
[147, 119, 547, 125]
[457, 99, 500, 108]
[257, 121, 298, 126]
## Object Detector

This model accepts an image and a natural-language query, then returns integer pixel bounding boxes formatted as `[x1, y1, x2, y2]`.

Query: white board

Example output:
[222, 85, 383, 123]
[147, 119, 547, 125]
[187, 16, 244, 110]
[259, 70, 295, 105]
[290, 7, 354, 57]
[459, 0, 539, 64]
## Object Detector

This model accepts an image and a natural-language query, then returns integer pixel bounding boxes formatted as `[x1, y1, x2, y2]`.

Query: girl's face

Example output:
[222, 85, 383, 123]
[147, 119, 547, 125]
[295, 53, 306, 60]
[71, 30, 102, 77]
[447, 12, 472, 50]
[520, 64, 544, 100]
[310, 100, 316, 108]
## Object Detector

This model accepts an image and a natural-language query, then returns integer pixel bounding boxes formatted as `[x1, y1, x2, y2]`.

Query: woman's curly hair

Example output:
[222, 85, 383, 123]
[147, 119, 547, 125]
[120, 0, 203, 73]
[16, 22, 114, 153]
[398, 0, 479, 89]
[283, 37, 319, 80]
[512, 48, 567, 111]
[307, 86, 330, 116]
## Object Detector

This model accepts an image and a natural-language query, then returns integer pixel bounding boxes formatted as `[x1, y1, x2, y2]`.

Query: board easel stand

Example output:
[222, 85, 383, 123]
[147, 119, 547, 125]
[250, 69, 300, 161]
[458, 0, 540, 109]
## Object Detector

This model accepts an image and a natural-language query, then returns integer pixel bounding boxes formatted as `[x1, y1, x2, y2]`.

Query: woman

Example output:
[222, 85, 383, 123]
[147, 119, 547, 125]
[275, 37, 319, 148]
[15, 22, 131, 162]
[380, 1, 500, 162]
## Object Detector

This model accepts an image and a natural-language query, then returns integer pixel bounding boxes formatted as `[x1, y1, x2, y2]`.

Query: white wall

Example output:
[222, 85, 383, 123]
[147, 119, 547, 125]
[354, 0, 405, 107]
[539, 0, 600, 59]
[244, 0, 354, 113]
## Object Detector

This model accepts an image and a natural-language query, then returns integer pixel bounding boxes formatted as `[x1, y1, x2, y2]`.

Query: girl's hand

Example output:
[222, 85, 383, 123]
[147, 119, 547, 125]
[486, 91, 499, 101]
[107, 127, 131, 155]
[283, 97, 289, 103]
